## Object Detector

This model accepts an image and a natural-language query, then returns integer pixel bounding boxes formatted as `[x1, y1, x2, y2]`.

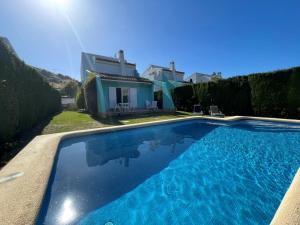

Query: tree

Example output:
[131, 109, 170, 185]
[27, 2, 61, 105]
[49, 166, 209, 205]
[60, 81, 79, 97]
[211, 72, 222, 82]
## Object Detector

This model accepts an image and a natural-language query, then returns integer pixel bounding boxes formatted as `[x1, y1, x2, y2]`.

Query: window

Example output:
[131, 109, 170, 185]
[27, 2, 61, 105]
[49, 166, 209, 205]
[116, 87, 129, 103]
[122, 88, 129, 103]
[116, 88, 122, 103]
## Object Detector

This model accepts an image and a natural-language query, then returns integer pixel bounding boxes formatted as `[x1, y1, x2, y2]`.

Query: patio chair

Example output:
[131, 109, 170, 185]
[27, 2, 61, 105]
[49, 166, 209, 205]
[152, 101, 158, 111]
[209, 105, 225, 117]
[146, 100, 152, 109]
[122, 103, 130, 112]
[129, 103, 136, 112]
[114, 103, 121, 112]
[193, 104, 203, 115]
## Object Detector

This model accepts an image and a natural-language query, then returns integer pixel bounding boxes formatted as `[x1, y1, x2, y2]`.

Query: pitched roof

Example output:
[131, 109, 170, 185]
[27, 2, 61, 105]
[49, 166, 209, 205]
[95, 57, 136, 66]
[94, 72, 153, 84]
[82, 52, 136, 66]
[149, 65, 184, 74]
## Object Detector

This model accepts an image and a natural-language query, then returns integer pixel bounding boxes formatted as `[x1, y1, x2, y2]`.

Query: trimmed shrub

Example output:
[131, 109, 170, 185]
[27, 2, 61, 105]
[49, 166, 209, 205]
[248, 67, 300, 118]
[173, 67, 300, 119]
[83, 76, 97, 115]
[0, 40, 61, 144]
[154, 91, 163, 109]
[76, 87, 85, 109]
[172, 85, 195, 112]
[60, 81, 79, 97]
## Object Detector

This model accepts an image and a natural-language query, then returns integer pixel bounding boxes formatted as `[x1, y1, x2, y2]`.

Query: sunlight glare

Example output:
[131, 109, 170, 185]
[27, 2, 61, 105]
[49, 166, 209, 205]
[43, 0, 70, 11]
[58, 197, 77, 224]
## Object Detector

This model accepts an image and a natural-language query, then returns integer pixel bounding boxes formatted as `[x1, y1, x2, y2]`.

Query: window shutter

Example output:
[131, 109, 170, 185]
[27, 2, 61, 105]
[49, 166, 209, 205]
[109, 87, 116, 108]
[130, 88, 137, 108]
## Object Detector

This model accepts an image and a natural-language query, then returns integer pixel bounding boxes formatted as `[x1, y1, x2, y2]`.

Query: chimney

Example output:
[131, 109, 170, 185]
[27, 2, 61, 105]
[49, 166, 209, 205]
[117, 50, 125, 76]
[170, 61, 176, 80]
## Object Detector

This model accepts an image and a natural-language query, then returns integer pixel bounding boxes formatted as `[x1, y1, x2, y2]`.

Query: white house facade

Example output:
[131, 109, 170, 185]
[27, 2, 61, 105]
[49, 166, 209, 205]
[80, 50, 154, 115]
[81, 50, 138, 81]
[142, 62, 184, 82]
[185, 73, 213, 84]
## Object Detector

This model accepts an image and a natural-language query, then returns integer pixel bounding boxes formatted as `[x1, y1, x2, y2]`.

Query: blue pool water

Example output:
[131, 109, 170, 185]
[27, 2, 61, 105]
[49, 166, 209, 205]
[36, 119, 300, 225]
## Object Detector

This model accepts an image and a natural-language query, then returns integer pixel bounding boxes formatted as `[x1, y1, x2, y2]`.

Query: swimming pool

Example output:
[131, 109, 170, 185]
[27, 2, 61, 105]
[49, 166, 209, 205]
[36, 119, 300, 225]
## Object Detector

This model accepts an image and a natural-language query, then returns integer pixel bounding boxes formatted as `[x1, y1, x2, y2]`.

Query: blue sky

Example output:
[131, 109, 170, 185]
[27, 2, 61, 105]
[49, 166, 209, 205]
[1, 0, 299, 80]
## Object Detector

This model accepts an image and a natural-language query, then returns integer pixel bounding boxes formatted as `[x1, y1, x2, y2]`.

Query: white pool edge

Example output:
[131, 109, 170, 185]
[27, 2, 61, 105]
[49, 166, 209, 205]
[0, 115, 299, 225]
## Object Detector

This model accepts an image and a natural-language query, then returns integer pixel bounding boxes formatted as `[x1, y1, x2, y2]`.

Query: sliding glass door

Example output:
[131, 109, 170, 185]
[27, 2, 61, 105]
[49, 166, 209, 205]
[116, 87, 129, 104]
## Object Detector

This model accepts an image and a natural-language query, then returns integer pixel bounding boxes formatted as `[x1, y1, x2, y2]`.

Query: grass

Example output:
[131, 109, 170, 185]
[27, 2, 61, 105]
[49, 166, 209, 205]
[41, 110, 193, 134]
[0, 111, 193, 167]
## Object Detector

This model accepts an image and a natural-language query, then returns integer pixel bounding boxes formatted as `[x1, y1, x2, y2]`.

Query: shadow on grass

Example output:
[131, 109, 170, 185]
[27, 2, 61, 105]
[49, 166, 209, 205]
[0, 111, 60, 168]
[0, 111, 191, 168]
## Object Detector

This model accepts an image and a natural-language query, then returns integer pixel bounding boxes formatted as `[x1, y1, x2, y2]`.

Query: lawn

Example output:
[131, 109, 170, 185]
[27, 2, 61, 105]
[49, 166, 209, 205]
[42, 111, 193, 134]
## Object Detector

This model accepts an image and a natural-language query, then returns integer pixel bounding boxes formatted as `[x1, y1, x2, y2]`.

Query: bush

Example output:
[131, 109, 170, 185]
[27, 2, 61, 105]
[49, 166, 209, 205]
[76, 87, 85, 109]
[60, 81, 79, 97]
[172, 85, 195, 112]
[173, 67, 300, 119]
[0, 40, 61, 144]
[83, 76, 98, 115]
[154, 91, 163, 109]
[248, 67, 300, 118]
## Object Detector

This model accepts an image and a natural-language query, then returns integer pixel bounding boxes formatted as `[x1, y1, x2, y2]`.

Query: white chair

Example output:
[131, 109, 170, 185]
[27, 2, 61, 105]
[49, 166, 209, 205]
[193, 104, 203, 115]
[209, 105, 224, 117]
[123, 103, 129, 112]
[114, 103, 121, 112]
[146, 100, 151, 109]
[129, 103, 136, 112]
[152, 101, 158, 111]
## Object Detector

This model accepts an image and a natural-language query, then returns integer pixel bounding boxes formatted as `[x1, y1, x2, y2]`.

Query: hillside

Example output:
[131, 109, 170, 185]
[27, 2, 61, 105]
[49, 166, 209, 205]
[0, 36, 78, 90]
[33, 66, 79, 90]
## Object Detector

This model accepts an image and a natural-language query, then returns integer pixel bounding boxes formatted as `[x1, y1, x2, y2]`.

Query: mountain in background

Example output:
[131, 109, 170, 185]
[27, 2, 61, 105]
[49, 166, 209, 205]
[32, 66, 79, 90]
[0, 36, 79, 90]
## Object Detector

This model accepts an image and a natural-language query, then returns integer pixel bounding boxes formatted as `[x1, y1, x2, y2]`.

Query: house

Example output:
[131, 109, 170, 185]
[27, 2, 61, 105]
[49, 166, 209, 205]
[185, 72, 222, 84]
[61, 96, 76, 109]
[81, 50, 154, 116]
[142, 61, 187, 109]
[185, 72, 212, 83]
[142, 62, 184, 82]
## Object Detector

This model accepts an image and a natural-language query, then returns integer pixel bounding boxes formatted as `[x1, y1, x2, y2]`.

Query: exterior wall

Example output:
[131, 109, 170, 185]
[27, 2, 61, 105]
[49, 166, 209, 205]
[61, 97, 75, 105]
[185, 73, 212, 83]
[81, 53, 137, 82]
[142, 67, 184, 82]
[101, 80, 153, 110]
[170, 71, 184, 81]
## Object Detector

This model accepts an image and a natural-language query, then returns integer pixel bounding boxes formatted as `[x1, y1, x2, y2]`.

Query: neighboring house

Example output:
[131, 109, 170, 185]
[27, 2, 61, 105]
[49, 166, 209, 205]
[142, 62, 184, 82]
[81, 50, 154, 115]
[61, 96, 76, 109]
[185, 73, 212, 83]
[185, 72, 222, 84]
[141, 61, 186, 109]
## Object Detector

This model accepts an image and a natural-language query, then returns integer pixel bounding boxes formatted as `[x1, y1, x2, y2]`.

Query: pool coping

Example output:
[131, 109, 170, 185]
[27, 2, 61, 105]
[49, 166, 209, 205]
[0, 115, 299, 225]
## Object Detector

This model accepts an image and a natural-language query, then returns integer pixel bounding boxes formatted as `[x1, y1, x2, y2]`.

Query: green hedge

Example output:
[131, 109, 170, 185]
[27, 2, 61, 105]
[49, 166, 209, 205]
[154, 91, 163, 109]
[60, 81, 79, 97]
[248, 68, 300, 118]
[76, 87, 85, 109]
[173, 67, 300, 119]
[0, 40, 61, 144]
[83, 76, 97, 115]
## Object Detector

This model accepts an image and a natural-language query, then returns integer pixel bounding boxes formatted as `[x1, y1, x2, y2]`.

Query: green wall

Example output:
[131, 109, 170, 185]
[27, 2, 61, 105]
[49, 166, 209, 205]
[99, 80, 154, 111]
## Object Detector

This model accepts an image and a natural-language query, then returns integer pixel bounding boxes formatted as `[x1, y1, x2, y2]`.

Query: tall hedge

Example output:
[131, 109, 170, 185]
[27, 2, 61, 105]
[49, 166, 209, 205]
[83, 76, 98, 115]
[173, 67, 300, 119]
[248, 67, 300, 118]
[0, 40, 61, 144]
[76, 87, 85, 109]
